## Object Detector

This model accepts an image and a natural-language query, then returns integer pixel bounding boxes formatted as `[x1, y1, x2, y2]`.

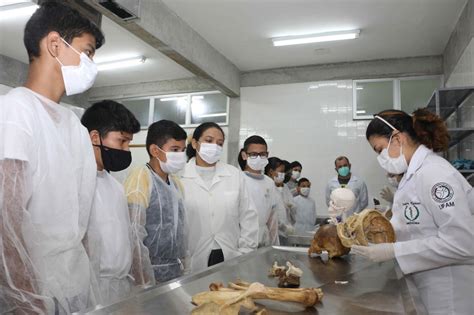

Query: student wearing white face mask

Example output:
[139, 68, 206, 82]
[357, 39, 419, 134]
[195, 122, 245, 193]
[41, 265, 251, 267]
[265, 157, 296, 244]
[180, 123, 258, 272]
[0, 2, 104, 313]
[352, 109, 474, 315]
[124, 120, 188, 286]
[238, 136, 281, 247]
[293, 178, 317, 235]
[287, 161, 303, 196]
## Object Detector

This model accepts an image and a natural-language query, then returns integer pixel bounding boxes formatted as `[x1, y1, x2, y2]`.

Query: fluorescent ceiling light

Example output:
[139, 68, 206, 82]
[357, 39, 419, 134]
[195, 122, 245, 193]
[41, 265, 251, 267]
[160, 97, 187, 102]
[0, 2, 38, 19]
[356, 110, 367, 114]
[97, 56, 146, 71]
[272, 30, 360, 47]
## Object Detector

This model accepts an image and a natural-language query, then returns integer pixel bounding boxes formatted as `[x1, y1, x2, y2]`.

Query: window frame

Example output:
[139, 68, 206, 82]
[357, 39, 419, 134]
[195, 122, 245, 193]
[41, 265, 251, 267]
[352, 75, 443, 120]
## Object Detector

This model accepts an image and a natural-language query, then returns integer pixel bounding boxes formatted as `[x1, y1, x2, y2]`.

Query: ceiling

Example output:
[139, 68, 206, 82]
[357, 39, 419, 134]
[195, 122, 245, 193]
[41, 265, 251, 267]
[0, 0, 468, 89]
[162, 0, 468, 71]
[0, 6, 193, 88]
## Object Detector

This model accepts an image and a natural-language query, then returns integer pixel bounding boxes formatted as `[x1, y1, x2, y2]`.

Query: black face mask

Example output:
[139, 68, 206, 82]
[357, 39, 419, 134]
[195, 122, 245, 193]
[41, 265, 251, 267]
[94, 139, 132, 172]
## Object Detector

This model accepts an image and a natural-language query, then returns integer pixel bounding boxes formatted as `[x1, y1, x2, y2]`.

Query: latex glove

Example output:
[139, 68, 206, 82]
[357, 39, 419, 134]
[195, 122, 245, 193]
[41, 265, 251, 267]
[380, 186, 394, 203]
[351, 243, 395, 263]
[286, 224, 295, 235]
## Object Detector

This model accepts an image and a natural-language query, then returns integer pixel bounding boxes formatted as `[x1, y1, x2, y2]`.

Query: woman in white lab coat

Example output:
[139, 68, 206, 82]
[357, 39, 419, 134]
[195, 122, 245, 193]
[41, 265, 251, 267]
[264, 157, 296, 245]
[237, 135, 281, 247]
[352, 109, 474, 315]
[180, 123, 258, 273]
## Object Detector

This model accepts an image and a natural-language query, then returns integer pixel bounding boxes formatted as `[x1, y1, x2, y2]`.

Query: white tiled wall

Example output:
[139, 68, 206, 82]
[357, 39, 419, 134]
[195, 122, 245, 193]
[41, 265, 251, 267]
[239, 81, 389, 215]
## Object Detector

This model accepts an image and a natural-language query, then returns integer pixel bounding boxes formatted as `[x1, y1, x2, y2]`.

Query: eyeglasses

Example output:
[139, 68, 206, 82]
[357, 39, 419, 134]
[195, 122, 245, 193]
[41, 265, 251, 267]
[246, 151, 269, 159]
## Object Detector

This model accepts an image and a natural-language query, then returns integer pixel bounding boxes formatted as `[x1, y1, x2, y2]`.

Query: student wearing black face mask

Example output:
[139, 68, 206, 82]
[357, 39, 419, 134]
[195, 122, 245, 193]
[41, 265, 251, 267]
[81, 100, 140, 305]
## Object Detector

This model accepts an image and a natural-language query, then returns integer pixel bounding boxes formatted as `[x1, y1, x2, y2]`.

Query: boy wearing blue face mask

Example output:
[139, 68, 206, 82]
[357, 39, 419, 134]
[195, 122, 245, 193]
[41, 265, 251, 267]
[0, 2, 104, 313]
[325, 156, 368, 216]
[124, 120, 188, 284]
[81, 100, 140, 306]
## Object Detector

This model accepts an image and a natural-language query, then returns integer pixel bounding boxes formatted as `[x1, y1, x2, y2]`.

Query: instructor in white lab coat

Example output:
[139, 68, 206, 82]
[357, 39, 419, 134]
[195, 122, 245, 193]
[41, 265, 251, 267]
[181, 122, 258, 273]
[352, 109, 474, 315]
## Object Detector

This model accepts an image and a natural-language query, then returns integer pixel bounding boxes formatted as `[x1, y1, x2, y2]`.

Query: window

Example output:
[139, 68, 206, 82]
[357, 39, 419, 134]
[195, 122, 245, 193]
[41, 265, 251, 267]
[353, 76, 442, 119]
[120, 98, 151, 128]
[354, 80, 394, 119]
[116, 91, 228, 128]
[400, 77, 441, 114]
[191, 93, 228, 124]
[154, 96, 188, 125]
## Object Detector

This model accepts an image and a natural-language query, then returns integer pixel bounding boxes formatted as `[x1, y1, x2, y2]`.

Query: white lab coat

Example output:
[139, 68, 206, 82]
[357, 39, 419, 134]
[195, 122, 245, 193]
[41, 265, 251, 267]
[87, 171, 132, 306]
[392, 145, 474, 315]
[293, 195, 317, 235]
[180, 158, 258, 273]
[243, 172, 280, 247]
[0, 87, 97, 313]
[325, 174, 368, 215]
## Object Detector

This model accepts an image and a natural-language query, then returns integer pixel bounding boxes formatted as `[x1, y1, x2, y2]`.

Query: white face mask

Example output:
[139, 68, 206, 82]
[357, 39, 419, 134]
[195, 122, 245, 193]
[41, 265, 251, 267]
[157, 147, 187, 174]
[291, 170, 301, 180]
[274, 172, 285, 184]
[198, 143, 223, 165]
[55, 38, 98, 96]
[247, 156, 268, 172]
[387, 176, 400, 188]
[300, 187, 310, 197]
[377, 134, 408, 174]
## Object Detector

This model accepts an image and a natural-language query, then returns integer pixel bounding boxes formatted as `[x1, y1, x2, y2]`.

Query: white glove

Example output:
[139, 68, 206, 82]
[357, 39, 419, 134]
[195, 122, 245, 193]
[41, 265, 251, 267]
[351, 243, 395, 263]
[380, 186, 394, 203]
[286, 224, 295, 235]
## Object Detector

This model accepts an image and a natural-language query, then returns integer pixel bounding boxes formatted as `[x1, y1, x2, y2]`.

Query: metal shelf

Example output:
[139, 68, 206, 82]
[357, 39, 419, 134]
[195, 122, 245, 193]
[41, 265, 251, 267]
[426, 86, 474, 120]
[448, 128, 474, 148]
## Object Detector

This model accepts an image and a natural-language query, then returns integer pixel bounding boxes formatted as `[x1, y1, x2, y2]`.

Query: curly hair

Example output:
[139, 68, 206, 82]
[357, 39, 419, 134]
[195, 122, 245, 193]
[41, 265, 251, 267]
[366, 108, 449, 152]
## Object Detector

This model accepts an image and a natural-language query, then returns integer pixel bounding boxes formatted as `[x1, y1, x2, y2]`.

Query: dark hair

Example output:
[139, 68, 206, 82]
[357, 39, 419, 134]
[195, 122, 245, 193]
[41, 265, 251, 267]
[146, 120, 187, 157]
[81, 100, 140, 136]
[186, 122, 225, 159]
[366, 109, 449, 152]
[298, 177, 310, 186]
[289, 161, 302, 169]
[264, 157, 283, 176]
[24, 1, 105, 62]
[237, 135, 268, 170]
[334, 156, 350, 167]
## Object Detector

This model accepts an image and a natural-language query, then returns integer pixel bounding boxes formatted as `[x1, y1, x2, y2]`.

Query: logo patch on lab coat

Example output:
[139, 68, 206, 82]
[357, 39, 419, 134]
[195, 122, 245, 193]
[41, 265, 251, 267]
[403, 202, 420, 224]
[431, 182, 454, 203]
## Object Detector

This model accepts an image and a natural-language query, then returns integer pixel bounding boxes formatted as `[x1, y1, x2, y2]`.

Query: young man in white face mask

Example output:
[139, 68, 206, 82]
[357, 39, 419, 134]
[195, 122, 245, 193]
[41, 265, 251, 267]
[124, 120, 188, 285]
[293, 178, 317, 235]
[180, 123, 258, 273]
[0, 2, 104, 313]
[81, 100, 140, 305]
[238, 136, 281, 247]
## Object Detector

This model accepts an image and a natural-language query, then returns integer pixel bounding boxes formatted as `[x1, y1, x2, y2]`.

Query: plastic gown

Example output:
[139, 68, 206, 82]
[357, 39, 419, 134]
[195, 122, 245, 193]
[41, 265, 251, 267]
[124, 165, 187, 284]
[0, 87, 97, 314]
[86, 170, 133, 306]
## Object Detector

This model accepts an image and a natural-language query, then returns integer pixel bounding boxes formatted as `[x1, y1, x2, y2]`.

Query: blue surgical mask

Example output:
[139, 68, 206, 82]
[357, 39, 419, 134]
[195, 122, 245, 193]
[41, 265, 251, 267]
[338, 166, 350, 177]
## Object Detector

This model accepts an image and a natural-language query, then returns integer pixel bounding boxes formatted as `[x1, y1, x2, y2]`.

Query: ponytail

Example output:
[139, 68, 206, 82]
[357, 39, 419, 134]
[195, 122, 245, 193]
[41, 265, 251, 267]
[366, 109, 449, 153]
[412, 108, 449, 152]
